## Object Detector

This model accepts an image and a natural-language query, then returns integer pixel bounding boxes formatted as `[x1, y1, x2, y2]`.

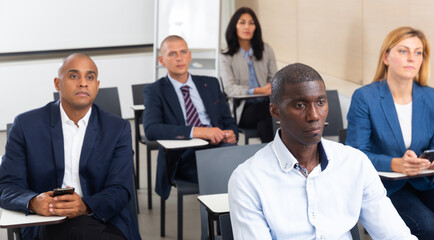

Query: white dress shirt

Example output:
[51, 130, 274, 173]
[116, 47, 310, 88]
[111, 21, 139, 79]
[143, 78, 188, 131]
[394, 102, 412, 149]
[59, 104, 91, 197]
[228, 130, 415, 240]
[167, 73, 211, 137]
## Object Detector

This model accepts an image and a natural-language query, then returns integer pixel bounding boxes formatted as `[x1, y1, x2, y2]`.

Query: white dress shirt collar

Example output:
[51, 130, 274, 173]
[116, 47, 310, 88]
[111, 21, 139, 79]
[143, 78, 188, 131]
[59, 103, 92, 127]
[272, 129, 329, 175]
[167, 73, 195, 91]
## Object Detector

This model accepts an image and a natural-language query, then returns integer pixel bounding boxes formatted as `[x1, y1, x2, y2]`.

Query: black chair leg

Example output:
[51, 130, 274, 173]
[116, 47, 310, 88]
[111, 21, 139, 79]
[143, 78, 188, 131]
[134, 141, 140, 213]
[178, 191, 183, 240]
[135, 140, 140, 189]
[147, 148, 152, 210]
[161, 197, 165, 237]
[7, 228, 21, 240]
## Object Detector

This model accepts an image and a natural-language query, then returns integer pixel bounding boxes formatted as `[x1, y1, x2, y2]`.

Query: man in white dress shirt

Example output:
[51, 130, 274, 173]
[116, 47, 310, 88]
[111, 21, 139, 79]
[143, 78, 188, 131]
[228, 63, 415, 239]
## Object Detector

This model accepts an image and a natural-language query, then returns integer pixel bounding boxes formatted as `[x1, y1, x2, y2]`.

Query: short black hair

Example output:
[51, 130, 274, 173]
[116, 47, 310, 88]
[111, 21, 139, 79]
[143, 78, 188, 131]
[270, 63, 324, 105]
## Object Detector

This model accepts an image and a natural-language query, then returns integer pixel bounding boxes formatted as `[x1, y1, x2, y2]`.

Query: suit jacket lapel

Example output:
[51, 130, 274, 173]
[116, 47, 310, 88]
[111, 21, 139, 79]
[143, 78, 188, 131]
[379, 80, 406, 152]
[410, 82, 426, 150]
[162, 76, 186, 125]
[79, 105, 98, 182]
[50, 101, 65, 187]
[193, 76, 215, 125]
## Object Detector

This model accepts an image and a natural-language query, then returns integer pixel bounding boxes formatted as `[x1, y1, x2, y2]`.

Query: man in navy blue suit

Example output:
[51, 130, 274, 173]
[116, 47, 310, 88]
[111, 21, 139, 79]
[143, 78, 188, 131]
[143, 35, 238, 200]
[0, 53, 140, 240]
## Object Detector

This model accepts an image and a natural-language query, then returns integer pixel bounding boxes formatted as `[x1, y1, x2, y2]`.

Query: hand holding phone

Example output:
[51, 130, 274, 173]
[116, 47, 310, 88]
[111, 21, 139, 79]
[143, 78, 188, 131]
[420, 150, 434, 163]
[52, 187, 75, 196]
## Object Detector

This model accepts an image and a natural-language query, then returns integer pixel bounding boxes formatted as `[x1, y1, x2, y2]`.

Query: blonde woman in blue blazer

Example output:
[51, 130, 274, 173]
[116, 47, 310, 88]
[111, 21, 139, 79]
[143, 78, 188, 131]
[347, 27, 434, 239]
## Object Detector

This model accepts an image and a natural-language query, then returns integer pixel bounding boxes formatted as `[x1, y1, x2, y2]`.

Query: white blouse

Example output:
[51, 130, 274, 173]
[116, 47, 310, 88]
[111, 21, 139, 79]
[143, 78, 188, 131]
[394, 102, 412, 149]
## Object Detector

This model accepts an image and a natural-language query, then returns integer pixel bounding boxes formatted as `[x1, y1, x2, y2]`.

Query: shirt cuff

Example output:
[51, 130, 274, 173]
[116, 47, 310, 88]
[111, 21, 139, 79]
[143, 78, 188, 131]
[190, 127, 194, 138]
[248, 88, 255, 95]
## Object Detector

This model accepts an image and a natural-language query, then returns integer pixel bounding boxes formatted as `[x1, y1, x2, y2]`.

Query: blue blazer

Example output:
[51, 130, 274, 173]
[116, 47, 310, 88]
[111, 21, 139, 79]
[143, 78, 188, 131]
[143, 75, 238, 200]
[346, 80, 434, 196]
[0, 101, 141, 240]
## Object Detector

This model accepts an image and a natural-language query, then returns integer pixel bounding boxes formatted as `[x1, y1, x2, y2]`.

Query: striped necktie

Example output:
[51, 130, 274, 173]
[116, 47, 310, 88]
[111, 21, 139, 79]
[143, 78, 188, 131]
[181, 85, 204, 127]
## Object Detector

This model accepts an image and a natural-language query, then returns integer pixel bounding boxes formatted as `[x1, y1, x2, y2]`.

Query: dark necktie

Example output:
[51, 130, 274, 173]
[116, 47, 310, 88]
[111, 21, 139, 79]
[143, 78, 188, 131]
[181, 85, 204, 127]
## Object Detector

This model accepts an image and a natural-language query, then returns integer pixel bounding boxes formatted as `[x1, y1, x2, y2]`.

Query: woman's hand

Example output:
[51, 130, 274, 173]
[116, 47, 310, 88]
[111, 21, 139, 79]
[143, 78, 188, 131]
[391, 150, 431, 175]
[254, 83, 271, 95]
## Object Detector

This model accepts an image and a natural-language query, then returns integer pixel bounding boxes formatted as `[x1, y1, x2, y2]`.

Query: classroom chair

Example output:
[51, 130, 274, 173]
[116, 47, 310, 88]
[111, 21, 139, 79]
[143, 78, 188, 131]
[131, 83, 159, 209]
[196, 144, 266, 239]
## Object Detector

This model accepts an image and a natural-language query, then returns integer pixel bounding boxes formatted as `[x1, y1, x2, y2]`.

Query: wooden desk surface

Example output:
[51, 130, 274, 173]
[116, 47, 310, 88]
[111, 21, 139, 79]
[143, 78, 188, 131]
[197, 193, 229, 214]
[0, 209, 66, 229]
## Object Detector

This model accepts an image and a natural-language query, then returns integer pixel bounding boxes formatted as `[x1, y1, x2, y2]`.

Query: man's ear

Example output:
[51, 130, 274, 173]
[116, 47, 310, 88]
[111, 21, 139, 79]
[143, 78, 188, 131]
[158, 56, 165, 67]
[54, 77, 60, 91]
[269, 103, 280, 119]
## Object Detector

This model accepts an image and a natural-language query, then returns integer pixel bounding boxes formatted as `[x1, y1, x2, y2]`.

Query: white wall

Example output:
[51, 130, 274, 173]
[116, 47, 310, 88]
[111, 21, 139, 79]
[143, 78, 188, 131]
[0, 0, 154, 53]
[0, 51, 155, 130]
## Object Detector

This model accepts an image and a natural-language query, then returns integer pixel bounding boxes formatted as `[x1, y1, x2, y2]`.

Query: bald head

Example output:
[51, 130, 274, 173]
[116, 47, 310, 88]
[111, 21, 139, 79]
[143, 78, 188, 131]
[58, 53, 98, 79]
[159, 35, 188, 55]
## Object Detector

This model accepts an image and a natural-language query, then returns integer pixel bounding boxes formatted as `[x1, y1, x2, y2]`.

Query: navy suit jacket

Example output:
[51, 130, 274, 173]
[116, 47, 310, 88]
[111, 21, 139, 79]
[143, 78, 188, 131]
[346, 80, 434, 196]
[142, 75, 238, 199]
[0, 101, 141, 240]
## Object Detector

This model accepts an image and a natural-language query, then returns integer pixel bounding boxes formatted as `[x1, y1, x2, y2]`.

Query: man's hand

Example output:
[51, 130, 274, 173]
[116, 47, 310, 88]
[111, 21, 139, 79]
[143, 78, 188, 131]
[254, 83, 271, 95]
[28, 191, 55, 216]
[391, 150, 431, 176]
[429, 161, 434, 170]
[222, 130, 237, 144]
[193, 127, 226, 144]
[49, 192, 90, 218]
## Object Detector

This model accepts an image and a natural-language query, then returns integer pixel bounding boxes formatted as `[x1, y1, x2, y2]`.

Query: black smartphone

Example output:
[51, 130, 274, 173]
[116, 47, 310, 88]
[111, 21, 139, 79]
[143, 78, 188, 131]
[420, 150, 434, 163]
[52, 187, 75, 196]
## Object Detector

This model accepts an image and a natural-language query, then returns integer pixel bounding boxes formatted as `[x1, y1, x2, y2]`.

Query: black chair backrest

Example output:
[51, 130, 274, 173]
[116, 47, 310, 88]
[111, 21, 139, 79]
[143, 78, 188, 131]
[218, 77, 229, 101]
[338, 128, 347, 144]
[196, 143, 266, 195]
[323, 90, 343, 136]
[6, 123, 12, 138]
[54, 87, 122, 117]
[131, 83, 147, 106]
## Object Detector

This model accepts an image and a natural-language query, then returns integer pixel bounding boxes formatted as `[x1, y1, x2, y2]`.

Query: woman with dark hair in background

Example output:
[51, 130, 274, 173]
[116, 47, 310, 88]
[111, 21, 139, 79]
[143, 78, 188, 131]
[220, 7, 277, 143]
[346, 26, 434, 239]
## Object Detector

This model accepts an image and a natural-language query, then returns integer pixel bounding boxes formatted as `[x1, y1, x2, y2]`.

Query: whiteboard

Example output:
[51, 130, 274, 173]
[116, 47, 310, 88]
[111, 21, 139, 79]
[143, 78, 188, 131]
[156, 0, 220, 49]
[0, 0, 154, 54]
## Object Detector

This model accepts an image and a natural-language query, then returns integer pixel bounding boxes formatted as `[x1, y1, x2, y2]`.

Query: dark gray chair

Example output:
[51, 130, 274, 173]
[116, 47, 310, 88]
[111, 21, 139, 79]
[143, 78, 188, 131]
[219, 214, 233, 240]
[338, 128, 347, 144]
[131, 83, 159, 210]
[196, 144, 266, 240]
[6, 123, 12, 137]
[158, 144, 201, 240]
[323, 90, 343, 137]
[160, 179, 198, 240]
[53, 87, 122, 117]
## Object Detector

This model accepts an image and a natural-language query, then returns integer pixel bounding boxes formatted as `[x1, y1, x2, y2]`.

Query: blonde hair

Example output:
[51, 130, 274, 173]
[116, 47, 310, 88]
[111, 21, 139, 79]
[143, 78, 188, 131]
[373, 26, 430, 86]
